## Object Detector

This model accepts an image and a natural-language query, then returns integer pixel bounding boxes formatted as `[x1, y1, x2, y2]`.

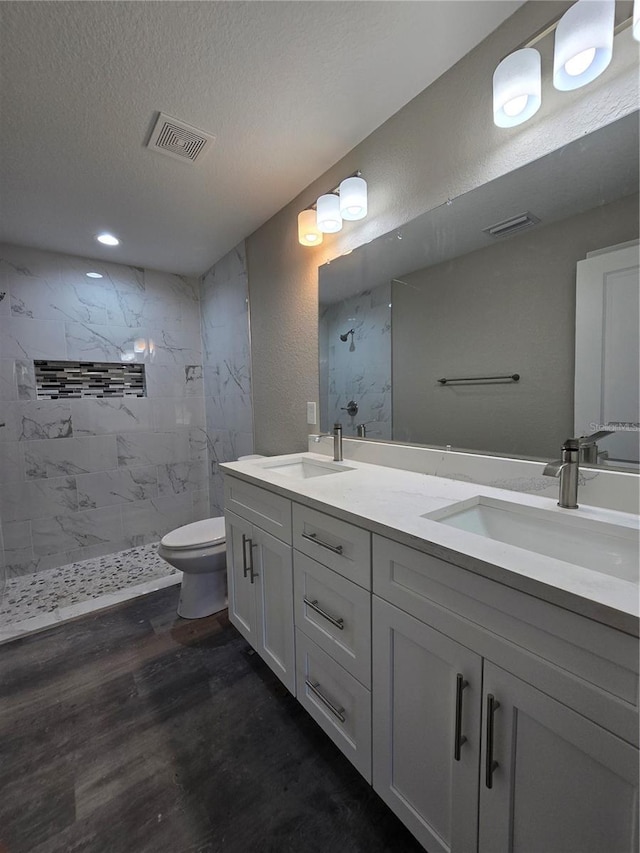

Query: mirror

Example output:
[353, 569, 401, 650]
[319, 112, 639, 470]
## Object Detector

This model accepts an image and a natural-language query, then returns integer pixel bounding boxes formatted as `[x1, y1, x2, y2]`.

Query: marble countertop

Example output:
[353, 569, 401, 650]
[220, 452, 640, 636]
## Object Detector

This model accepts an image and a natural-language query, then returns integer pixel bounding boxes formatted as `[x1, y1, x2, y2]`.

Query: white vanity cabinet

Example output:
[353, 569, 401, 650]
[372, 534, 640, 853]
[222, 467, 639, 853]
[225, 479, 295, 693]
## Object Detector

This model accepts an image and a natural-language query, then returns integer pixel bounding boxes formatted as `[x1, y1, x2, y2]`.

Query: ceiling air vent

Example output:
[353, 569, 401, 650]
[482, 211, 541, 239]
[147, 112, 215, 164]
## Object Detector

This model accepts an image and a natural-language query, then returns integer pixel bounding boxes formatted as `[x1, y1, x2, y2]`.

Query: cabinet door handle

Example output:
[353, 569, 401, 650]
[301, 531, 343, 555]
[485, 693, 500, 789]
[303, 597, 345, 630]
[241, 534, 252, 577]
[454, 673, 468, 761]
[305, 680, 346, 722]
[247, 538, 259, 584]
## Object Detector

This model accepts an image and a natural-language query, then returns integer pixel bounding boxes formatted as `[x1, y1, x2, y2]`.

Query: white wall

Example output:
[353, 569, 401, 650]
[246, 1, 639, 455]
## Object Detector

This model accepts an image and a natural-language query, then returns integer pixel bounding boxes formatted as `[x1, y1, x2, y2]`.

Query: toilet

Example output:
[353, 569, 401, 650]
[157, 454, 265, 619]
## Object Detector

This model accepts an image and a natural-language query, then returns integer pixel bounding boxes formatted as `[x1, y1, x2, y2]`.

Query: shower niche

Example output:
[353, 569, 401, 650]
[34, 360, 146, 400]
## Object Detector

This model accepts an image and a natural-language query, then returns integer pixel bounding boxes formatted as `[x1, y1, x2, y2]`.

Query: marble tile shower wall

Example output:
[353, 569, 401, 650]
[320, 284, 392, 440]
[0, 243, 209, 577]
[200, 241, 253, 516]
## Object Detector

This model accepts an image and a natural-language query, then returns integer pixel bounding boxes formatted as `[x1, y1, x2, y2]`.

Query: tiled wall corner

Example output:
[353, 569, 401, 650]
[200, 241, 254, 516]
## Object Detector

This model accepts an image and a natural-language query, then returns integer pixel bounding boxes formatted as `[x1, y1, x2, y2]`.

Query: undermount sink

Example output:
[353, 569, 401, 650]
[259, 456, 355, 480]
[425, 497, 639, 583]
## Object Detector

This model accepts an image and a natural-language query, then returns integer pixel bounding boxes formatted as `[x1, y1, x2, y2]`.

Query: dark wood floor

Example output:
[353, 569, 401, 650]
[0, 587, 424, 853]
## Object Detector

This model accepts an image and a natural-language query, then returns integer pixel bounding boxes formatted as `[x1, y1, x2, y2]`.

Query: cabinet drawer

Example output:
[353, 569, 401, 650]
[294, 551, 371, 688]
[224, 477, 291, 544]
[293, 503, 371, 589]
[295, 629, 372, 781]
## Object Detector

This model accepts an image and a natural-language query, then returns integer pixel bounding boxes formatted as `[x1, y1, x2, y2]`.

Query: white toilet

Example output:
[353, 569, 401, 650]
[158, 454, 265, 619]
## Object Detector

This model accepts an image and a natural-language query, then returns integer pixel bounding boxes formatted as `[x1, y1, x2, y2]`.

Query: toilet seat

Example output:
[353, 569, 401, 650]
[160, 517, 225, 551]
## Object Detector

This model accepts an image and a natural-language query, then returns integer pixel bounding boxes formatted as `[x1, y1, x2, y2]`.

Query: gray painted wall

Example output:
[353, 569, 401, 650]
[245, 1, 638, 456]
[393, 193, 639, 459]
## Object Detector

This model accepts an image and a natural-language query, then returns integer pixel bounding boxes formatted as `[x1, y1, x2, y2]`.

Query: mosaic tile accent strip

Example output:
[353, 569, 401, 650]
[0, 542, 177, 626]
[35, 360, 146, 400]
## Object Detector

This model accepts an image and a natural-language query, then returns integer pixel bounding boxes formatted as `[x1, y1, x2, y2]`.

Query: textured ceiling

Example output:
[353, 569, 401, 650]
[0, 1, 523, 275]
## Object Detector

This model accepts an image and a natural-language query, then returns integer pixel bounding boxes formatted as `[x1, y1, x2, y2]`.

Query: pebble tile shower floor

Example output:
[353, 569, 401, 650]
[0, 543, 179, 628]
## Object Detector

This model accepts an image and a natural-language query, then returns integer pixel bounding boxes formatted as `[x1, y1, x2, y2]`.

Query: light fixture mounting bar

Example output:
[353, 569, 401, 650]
[305, 171, 362, 211]
[499, 10, 633, 62]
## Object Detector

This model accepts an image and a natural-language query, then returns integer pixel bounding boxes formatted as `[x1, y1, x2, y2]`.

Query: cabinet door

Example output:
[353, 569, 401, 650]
[253, 526, 295, 693]
[225, 511, 256, 645]
[479, 661, 639, 853]
[372, 597, 482, 853]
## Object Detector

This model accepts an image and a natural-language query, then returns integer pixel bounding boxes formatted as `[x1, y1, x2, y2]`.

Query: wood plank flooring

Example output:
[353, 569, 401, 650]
[0, 586, 423, 853]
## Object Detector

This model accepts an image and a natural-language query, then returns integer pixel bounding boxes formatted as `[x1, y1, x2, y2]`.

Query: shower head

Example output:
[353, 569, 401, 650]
[340, 329, 355, 342]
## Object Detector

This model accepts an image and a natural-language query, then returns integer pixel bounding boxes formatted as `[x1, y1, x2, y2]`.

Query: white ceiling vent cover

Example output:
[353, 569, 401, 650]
[483, 212, 541, 239]
[147, 112, 215, 164]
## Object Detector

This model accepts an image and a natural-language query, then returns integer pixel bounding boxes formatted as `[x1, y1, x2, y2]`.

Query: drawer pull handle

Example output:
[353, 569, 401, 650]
[301, 531, 343, 555]
[305, 680, 346, 722]
[485, 693, 500, 789]
[303, 597, 345, 630]
[454, 673, 468, 761]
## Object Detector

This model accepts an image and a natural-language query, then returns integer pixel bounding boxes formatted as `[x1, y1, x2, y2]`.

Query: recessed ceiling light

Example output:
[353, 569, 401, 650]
[86, 272, 103, 279]
[96, 233, 120, 246]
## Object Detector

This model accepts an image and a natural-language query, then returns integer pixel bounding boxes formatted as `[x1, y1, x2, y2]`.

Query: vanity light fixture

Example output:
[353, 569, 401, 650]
[494, 0, 627, 128]
[96, 232, 120, 246]
[85, 272, 103, 278]
[553, 0, 615, 91]
[493, 48, 541, 127]
[298, 209, 323, 246]
[298, 171, 367, 246]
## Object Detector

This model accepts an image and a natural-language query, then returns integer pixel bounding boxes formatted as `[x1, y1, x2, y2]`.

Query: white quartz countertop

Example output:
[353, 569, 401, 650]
[220, 452, 640, 636]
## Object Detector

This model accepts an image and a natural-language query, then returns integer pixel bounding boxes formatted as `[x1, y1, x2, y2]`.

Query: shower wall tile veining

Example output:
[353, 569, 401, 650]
[200, 241, 253, 516]
[0, 243, 209, 578]
[320, 283, 392, 440]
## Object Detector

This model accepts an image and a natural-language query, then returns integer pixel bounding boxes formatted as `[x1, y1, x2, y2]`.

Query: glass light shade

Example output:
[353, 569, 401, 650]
[316, 193, 342, 233]
[339, 176, 368, 221]
[493, 48, 542, 128]
[634, 0, 640, 41]
[553, 0, 615, 91]
[297, 210, 323, 246]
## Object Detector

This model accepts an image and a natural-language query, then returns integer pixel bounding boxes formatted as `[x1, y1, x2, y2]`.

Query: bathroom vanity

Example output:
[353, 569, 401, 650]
[221, 452, 639, 853]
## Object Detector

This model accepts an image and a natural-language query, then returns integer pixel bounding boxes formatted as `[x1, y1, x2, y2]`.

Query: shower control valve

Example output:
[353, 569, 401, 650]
[341, 400, 359, 417]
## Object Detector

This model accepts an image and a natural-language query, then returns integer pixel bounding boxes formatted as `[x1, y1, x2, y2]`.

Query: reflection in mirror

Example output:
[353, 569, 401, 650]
[319, 112, 639, 470]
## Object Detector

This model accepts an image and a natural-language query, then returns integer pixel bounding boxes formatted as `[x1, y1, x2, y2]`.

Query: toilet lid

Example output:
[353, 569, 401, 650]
[160, 517, 226, 550]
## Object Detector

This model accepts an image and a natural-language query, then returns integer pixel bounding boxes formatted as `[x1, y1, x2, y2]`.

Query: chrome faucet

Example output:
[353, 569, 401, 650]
[313, 423, 343, 462]
[543, 438, 580, 508]
[577, 430, 614, 464]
